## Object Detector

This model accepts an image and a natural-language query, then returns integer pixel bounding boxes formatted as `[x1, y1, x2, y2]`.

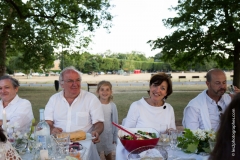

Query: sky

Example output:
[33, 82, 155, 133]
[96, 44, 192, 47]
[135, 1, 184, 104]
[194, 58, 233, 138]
[88, 0, 178, 57]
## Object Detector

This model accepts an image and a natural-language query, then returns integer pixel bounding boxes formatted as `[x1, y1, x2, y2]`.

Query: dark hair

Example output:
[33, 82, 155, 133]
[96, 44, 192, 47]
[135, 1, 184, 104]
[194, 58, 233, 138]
[0, 128, 7, 142]
[96, 80, 113, 102]
[0, 75, 20, 88]
[209, 93, 240, 160]
[206, 68, 225, 82]
[148, 72, 173, 100]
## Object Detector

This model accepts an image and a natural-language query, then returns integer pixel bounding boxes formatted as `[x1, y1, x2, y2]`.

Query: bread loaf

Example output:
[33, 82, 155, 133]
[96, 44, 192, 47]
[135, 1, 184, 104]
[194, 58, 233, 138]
[56, 130, 86, 142]
[69, 130, 86, 142]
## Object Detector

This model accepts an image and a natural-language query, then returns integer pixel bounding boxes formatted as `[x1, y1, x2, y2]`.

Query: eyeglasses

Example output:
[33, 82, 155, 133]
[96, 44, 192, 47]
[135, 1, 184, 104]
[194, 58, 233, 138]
[62, 79, 81, 85]
[217, 105, 223, 117]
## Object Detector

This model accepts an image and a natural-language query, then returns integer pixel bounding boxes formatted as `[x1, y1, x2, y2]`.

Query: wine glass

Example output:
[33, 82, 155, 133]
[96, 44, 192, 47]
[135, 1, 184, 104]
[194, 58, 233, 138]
[158, 124, 169, 146]
[169, 130, 180, 159]
[228, 85, 235, 94]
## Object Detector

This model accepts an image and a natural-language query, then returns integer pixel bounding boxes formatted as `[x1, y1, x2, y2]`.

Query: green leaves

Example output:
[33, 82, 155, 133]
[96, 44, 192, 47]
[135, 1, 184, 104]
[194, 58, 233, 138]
[177, 129, 213, 154]
[148, 0, 240, 87]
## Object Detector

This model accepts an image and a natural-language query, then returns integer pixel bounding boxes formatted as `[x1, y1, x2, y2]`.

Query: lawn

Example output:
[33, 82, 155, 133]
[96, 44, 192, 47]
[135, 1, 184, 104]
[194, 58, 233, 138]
[18, 84, 206, 126]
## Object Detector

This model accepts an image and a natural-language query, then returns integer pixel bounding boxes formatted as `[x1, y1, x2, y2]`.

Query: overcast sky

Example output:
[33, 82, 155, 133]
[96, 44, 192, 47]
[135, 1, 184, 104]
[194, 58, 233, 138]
[88, 0, 178, 57]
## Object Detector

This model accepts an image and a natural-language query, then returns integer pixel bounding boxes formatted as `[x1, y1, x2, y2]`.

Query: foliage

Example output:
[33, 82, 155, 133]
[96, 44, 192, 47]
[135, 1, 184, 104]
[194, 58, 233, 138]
[148, 0, 240, 87]
[0, 0, 113, 76]
[177, 129, 216, 154]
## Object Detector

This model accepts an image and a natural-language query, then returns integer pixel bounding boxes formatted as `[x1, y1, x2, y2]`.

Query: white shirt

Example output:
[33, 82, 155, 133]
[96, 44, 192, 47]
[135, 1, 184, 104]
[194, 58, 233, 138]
[116, 97, 176, 160]
[44, 90, 104, 132]
[0, 95, 34, 133]
[183, 90, 231, 131]
[124, 97, 176, 131]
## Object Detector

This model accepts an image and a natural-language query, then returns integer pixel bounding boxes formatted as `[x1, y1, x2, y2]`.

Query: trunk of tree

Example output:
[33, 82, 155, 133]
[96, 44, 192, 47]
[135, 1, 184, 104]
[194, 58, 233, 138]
[233, 42, 240, 88]
[0, 24, 11, 77]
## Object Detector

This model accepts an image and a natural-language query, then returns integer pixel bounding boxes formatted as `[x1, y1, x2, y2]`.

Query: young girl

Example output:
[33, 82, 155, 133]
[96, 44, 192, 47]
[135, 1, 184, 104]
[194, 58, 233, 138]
[96, 80, 118, 160]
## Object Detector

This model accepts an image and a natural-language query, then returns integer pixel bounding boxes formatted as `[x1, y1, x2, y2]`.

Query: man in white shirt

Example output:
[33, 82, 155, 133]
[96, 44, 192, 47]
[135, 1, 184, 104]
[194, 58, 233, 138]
[182, 69, 239, 131]
[0, 75, 34, 133]
[45, 66, 104, 144]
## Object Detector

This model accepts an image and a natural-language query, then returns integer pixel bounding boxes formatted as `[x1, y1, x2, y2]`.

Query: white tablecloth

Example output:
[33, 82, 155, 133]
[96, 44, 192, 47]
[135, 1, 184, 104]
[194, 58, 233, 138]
[21, 139, 100, 160]
[115, 139, 209, 160]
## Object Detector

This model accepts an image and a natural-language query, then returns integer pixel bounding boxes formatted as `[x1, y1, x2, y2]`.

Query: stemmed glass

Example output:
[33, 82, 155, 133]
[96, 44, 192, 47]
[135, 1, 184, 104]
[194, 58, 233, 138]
[169, 130, 180, 159]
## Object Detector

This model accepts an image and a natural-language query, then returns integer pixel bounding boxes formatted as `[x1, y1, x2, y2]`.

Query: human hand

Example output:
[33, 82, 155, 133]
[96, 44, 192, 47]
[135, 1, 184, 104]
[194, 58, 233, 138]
[91, 131, 100, 144]
[51, 127, 63, 135]
[233, 86, 240, 93]
[229, 86, 240, 99]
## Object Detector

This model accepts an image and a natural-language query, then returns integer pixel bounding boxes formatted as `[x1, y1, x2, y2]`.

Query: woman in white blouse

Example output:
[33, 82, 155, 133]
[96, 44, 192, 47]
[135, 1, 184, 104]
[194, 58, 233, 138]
[124, 72, 176, 132]
[116, 73, 176, 160]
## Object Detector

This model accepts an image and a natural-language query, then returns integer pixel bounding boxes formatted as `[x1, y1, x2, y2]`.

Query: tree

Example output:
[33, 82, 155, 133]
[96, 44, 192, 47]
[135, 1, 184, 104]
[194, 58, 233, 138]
[0, 0, 113, 76]
[148, 0, 240, 87]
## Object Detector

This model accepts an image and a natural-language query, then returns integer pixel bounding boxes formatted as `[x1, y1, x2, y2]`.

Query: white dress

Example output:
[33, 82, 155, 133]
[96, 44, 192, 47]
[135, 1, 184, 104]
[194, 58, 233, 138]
[96, 102, 118, 154]
[0, 141, 22, 160]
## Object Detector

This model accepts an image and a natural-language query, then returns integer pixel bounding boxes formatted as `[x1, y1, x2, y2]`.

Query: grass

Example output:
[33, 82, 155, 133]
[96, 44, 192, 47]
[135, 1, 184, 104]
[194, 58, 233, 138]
[18, 85, 206, 126]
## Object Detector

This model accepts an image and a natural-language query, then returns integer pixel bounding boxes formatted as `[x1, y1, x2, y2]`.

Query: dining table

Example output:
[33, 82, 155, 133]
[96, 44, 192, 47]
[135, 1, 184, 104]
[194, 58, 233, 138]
[21, 138, 100, 160]
[115, 139, 209, 160]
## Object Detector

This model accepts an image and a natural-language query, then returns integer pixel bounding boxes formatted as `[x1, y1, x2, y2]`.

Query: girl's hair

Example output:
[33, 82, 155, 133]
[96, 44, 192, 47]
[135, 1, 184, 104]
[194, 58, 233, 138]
[147, 72, 173, 100]
[96, 80, 113, 102]
[209, 92, 240, 160]
[0, 128, 7, 142]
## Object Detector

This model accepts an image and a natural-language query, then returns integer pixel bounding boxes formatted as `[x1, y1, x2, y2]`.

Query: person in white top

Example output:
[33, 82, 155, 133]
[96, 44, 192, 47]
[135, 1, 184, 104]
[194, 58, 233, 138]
[44, 66, 104, 144]
[116, 72, 176, 160]
[96, 80, 118, 160]
[182, 68, 239, 132]
[0, 75, 34, 133]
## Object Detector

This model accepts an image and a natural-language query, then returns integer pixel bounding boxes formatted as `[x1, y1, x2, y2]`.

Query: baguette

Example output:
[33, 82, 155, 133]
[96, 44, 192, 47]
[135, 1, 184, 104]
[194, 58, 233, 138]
[69, 130, 86, 142]
[56, 130, 86, 142]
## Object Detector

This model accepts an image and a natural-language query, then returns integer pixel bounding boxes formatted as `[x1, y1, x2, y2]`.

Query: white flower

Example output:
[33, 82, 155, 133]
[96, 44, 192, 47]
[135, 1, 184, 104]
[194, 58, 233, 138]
[207, 130, 216, 141]
[198, 131, 206, 141]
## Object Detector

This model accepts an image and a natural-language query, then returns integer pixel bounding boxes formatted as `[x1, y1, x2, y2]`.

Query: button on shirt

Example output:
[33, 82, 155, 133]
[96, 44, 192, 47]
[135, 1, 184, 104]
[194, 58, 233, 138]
[0, 95, 34, 133]
[184, 91, 230, 131]
[44, 90, 104, 132]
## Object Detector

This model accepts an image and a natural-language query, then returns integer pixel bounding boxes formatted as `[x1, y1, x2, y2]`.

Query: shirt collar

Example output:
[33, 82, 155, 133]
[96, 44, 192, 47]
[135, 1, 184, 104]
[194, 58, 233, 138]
[1, 95, 19, 108]
[204, 90, 224, 105]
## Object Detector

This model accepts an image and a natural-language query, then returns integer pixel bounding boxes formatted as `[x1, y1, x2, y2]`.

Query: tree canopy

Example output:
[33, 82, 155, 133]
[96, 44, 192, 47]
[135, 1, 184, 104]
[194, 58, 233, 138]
[148, 0, 240, 87]
[0, 0, 113, 76]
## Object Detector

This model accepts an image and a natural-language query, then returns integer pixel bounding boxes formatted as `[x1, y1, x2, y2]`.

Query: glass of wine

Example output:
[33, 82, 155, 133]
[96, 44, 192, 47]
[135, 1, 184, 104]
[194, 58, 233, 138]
[158, 124, 170, 146]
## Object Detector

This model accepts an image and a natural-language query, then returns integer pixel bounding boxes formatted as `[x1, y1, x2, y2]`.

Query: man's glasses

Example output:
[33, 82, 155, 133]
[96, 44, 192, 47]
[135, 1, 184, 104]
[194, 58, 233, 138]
[217, 105, 223, 117]
[62, 79, 81, 85]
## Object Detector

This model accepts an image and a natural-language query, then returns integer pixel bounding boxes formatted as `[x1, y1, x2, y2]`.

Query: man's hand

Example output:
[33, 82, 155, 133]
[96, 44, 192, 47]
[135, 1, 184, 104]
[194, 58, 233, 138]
[91, 131, 100, 144]
[51, 127, 63, 134]
[91, 122, 104, 144]
[45, 120, 63, 134]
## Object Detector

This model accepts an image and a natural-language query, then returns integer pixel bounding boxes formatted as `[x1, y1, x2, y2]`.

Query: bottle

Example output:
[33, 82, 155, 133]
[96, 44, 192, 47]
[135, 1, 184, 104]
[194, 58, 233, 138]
[35, 109, 51, 150]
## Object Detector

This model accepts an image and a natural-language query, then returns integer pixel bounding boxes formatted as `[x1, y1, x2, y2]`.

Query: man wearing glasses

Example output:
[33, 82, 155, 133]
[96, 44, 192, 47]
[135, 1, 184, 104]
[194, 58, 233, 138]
[44, 66, 104, 144]
[182, 69, 239, 131]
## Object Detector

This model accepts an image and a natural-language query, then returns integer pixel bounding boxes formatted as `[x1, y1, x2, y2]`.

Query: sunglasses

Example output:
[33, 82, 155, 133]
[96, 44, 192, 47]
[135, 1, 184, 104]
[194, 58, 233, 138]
[217, 105, 223, 117]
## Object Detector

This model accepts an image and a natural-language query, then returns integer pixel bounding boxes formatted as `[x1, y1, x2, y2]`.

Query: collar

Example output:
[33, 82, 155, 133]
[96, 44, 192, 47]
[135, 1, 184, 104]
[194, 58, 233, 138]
[1, 95, 19, 108]
[205, 90, 224, 105]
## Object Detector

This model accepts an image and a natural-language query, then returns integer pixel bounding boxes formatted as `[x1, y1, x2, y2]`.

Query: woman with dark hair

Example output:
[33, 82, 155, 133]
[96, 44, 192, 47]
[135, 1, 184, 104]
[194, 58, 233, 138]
[209, 92, 240, 160]
[123, 72, 176, 130]
[116, 72, 176, 160]
[0, 128, 22, 160]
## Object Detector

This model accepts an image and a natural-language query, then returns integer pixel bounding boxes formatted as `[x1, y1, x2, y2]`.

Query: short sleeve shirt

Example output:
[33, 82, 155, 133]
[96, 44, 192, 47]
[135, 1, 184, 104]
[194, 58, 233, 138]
[44, 90, 104, 132]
